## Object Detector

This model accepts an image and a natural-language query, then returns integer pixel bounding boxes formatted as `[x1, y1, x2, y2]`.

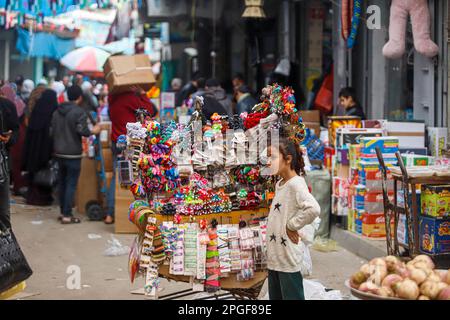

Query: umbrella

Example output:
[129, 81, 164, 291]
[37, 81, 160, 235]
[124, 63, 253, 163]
[60, 46, 110, 73]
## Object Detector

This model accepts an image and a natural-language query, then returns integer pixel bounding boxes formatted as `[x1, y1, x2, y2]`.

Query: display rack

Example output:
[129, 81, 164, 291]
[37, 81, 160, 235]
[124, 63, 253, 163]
[377, 149, 450, 268]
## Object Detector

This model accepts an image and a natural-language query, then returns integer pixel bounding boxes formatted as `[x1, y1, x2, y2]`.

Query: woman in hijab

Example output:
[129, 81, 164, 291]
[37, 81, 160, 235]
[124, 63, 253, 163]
[1, 83, 27, 196]
[22, 89, 58, 206]
[21, 79, 35, 104]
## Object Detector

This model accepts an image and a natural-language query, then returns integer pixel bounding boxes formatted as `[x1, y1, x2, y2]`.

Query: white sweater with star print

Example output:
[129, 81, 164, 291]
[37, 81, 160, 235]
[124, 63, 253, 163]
[266, 175, 321, 273]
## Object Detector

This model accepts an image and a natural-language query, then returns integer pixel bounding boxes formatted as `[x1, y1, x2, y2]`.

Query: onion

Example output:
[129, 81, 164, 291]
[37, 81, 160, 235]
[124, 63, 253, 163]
[426, 272, 441, 283]
[369, 258, 387, 269]
[351, 271, 368, 286]
[412, 255, 435, 270]
[385, 256, 401, 273]
[418, 295, 430, 300]
[382, 274, 403, 289]
[394, 279, 420, 300]
[412, 261, 433, 274]
[438, 286, 450, 300]
[395, 266, 410, 279]
[359, 264, 371, 277]
[359, 281, 379, 294]
[374, 286, 394, 297]
[420, 281, 448, 299]
[409, 268, 428, 285]
[368, 265, 388, 286]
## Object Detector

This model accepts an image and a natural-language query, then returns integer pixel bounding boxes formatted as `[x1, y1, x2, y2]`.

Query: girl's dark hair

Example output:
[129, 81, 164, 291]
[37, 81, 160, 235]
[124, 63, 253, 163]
[278, 137, 306, 176]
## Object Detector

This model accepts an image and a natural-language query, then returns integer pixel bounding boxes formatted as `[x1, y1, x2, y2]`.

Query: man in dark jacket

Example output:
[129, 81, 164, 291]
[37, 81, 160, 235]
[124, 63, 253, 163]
[205, 78, 233, 116]
[0, 93, 19, 229]
[51, 85, 101, 224]
[235, 85, 258, 115]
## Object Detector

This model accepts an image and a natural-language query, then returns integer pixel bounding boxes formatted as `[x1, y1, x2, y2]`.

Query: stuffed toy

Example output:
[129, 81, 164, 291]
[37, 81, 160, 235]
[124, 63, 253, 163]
[383, 0, 439, 59]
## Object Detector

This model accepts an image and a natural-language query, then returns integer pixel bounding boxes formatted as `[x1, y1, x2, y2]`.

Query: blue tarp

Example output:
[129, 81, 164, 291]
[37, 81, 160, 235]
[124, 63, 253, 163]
[16, 28, 75, 60]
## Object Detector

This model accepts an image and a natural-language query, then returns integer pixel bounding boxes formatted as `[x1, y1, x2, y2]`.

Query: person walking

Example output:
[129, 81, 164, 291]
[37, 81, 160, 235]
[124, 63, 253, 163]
[0, 86, 19, 229]
[266, 137, 320, 300]
[22, 89, 58, 206]
[1, 84, 27, 196]
[51, 85, 101, 224]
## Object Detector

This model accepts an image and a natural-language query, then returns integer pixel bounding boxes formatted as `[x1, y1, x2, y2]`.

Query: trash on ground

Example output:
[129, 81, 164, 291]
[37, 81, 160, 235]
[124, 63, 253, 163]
[103, 236, 130, 256]
[260, 279, 343, 300]
[312, 237, 339, 252]
[31, 220, 43, 225]
[88, 233, 102, 240]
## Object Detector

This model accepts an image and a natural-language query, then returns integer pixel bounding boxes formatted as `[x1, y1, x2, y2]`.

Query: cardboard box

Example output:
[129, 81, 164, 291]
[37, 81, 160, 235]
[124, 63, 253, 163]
[102, 148, 114, 172]
[360, 137, 399, 154]
[327, 116, 362, 147]
[99, 122, 112, 149]
[336, 148, 349, 165]
[362, 120, 388, 135]
[114, 173, 138, 234]
[397, 213, 411, 247]
[362, 213, 387, 238]
[428, 127, 448, 157]
[299, 110, 320, 123]
[104, 54, 156, 95]
[399, 147, 428, 156]
[336, 128, 384, 149]
[401, 154, 434, 167]
[336, 163, 350, 179]
[304, 122, 321, 136]
[421, 185, 450, 218]
[387, 122, 425, 149]
[76, 157, 99, 214]
[419, 215, 450, 254]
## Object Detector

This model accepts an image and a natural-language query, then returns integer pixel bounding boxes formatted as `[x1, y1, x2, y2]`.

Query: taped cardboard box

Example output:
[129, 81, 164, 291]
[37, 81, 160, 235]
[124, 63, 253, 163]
[76, 157, 99, 214]
[299, 110, 320, 123]
[104, 54, 156, 95]
[99, 121, 112, 149]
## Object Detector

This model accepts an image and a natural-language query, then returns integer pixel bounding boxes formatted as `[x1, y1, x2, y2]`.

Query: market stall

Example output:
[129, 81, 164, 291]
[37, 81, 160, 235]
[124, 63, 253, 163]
[116, 84, 306, 299]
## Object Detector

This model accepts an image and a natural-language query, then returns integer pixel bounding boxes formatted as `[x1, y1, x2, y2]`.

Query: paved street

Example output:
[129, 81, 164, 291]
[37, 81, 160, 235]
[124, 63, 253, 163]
[9, 197, 366, 300]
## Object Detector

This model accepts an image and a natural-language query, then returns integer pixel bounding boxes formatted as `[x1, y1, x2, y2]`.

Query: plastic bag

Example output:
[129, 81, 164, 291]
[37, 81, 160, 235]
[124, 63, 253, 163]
[304, 279, 343, 300]
[312, 237, 339, 252]
[104, 236, 130, 257]
[300, 243, 313, 277]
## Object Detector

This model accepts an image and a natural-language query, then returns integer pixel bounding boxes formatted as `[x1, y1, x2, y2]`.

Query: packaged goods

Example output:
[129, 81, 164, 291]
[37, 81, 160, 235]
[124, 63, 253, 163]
[419, 216, 450, 254]
[421, 185, 450, 218]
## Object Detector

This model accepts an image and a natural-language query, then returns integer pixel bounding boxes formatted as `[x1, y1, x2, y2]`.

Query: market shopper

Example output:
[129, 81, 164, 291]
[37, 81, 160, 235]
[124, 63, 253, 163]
[22, 89, 58, 206]
[1, 84, 27, 196]
[266, 137, 320, 300]
[176, 72, 201, 107]
[51, 85, 101, 224]
[338, 87, 366, 120]
[235, 85, 257, 115]
[0, 87, 19, 229]
[205, 78, 233, 116]
[107, 86, 157, 224]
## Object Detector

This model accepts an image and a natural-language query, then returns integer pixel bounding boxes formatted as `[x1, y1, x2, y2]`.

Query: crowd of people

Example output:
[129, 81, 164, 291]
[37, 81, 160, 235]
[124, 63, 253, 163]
[170, 72, 257, 118]
[0, 74, 157, 228]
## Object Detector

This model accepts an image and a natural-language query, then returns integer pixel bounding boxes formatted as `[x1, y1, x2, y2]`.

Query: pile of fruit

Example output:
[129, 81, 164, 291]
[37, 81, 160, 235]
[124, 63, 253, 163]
[349, 255, 450, 300]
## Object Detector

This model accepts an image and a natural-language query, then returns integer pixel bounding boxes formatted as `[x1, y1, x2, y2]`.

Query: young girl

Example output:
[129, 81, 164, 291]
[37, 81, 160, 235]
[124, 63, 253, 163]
[266, 137, 321, 300]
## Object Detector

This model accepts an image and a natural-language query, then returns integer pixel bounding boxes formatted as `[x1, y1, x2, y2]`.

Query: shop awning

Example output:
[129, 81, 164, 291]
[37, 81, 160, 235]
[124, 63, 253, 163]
[16, 28, 75, 60]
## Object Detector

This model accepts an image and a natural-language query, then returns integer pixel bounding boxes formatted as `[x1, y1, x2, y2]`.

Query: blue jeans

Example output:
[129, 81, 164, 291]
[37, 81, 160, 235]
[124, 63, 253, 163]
[57, 158, 81, 217]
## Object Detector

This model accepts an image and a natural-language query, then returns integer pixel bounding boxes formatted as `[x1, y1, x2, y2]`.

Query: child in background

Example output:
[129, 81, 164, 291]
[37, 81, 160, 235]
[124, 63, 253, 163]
[266, 137, 321, 300]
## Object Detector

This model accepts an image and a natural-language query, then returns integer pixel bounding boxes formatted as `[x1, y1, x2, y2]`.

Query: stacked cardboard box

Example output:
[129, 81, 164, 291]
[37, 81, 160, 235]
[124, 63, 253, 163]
[300, 110, 321, 137]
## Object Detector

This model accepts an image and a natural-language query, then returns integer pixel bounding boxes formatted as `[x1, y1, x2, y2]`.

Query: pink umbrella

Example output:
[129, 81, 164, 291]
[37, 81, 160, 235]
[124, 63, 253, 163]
[60, 46, 110, 73]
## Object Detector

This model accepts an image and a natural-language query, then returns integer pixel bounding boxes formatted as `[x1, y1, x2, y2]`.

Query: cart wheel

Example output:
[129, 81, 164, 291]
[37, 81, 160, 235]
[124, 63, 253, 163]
[85, 201, 105, 221]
